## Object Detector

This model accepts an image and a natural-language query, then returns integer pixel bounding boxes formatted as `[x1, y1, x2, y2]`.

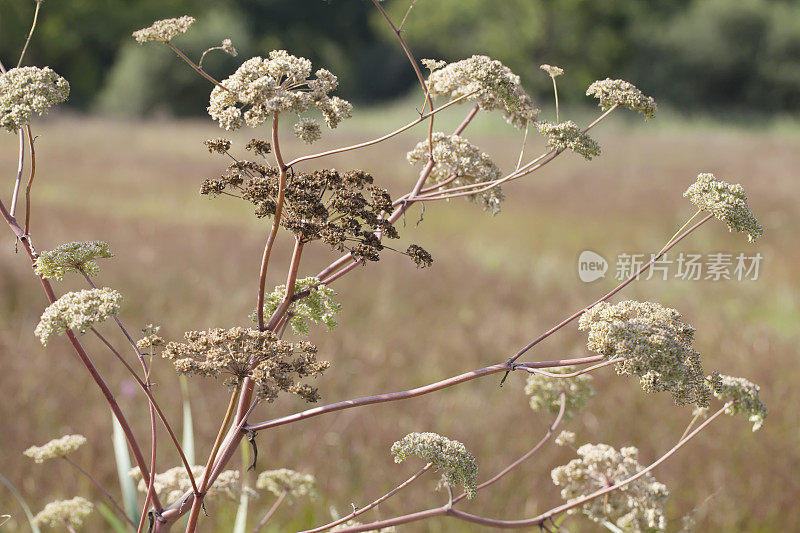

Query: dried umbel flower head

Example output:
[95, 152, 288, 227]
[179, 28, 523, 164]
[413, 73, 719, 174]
[245, 138, 271, 157]
[204, 138, 231, 154]
[162, 327, 329, 402]
[684, 173, 763, 242]
[253, 277, 342, 335]
[710, 373, 767, 431]
[524, 366, 595, 419]
[294, 117, 322, 144]
[555, 430, 576, 447]
[32, 497, 94, 528]
[536, 120, 601, 160]
[35, 288, 123, 346]
[34, 241, 113, 280]
[221, 38, 237, 57]
[256, 469, 317, 501]
[24, 434, 87, 463]
[586, 78, 657, 119]
[129, 466, 240, 504]
[427, 55, 538, 128]
[540, 64, 564, 78]
[391, 432, 479, 499]
[137, 323, 165, 351]
[407, 244, 433, 268]
[207, 50, 352, 133]
[579, 301, 709, 407]
[551, 443, 669, 531]
[1, 66, 70, 133]
[421, 58, 447, 72]
[407, 132, 504, 214]
[132, 16, 196, 44]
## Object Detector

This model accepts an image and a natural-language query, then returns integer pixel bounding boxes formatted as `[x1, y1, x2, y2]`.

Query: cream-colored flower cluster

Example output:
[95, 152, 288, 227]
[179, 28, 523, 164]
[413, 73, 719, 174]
[684, 173, 763, 242]
[35, 288, 122, 346]
[129, 466, 239, 504]
[24, 434, 87, 463]
[555, 430, 576, 447]
[710, 373, 767, 431]
[540, 64, 564, 78]
[132, 16, 196, 44]
[0, 66, 69, 133]
[552, 443, 669, 531]
[256, 469, 317, 501]
[586, 78, 657, 119]
[391, 432, 478, 499]
[427, 55, 538, 128]
[536, 120, 601, 160]
[32, 497, 94, 528]
[34, 241, 113, 280]
[525, 366, 595, 419]
[207, 50, 352, 135]
[253, 277, 342, 335]
[407, 132, 504, 214]
[579, 300, 709, 407]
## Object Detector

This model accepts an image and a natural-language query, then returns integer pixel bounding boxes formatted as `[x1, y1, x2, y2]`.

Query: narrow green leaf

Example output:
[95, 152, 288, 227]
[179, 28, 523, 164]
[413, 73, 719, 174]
[179, 375, 195, 465]
[111, 416, 139, 527]
[96, 502, 128, 533]
[232, 440, 251, 533]
[0, 472, 41, 533]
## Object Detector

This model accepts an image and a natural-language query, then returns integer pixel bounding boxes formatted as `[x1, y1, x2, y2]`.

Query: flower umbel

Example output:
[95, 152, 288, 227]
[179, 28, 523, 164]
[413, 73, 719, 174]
[555, 430, 576, 447]
[524, 366, 595, 419]
[684, 173, 763, 242]
[256, 469, 317, 501]
[391, 432, 478, 499]
[407, 132, 504, 214]
[551, 443, 669, 531]
[586, 78, 657, 119]
[540, 64, 564, 78]
[35, 288, 122, 346]
[253, 277, 342, 335]
[0, 66, 70, 133]
[129, 466, 240, 504]
[710, 373, 767, 431]
[132, 16, 196, 44]
[536, 121, 601, 160]
[34, 241, 113, 280]
[32, 497, 94, 528]
[579, 301, 709, 407]
[24, 434, 87, 463]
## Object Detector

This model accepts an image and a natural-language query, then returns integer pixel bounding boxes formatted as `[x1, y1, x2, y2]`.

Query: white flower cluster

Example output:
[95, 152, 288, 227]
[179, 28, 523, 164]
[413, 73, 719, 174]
[579, 301, 709, 407]
[253, 276, 342, 335]
[586, 78, 657, 119]
[34, 241, 113, 280]
[552, 443, 669, 531]
[391, 432, 478, 499]
[221, 38, 237, 57]
[256, 469, 317, 501]
[35, 288, 122, 346]
[33, 497, 94, 528]
[132, 16, 196, 44]
[427, 55, 538, 128]
[684, 173, 763, 242]
[207, 50, 352, 135]
[407, 132, 504, 214]
[710, 373, 767, 431]
[0, 66, 70, 133]
[535, 120, 601, 160]
[129, 466, 240, 504]
[24, 434, 87, 463]
[524, 366, 595, 419]
[540, 64, 564, 78]
[555, 430, 576, 447]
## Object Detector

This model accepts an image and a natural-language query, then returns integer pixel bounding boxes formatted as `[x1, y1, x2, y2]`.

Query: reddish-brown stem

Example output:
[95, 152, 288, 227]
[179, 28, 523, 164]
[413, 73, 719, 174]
[507, 213, 714, 364]
[23, 124, 35, 235]
[165, 42, 228, 91]
[302, 463, 433, 533]
[62, 456, 136, 529]
[244, 356, 602, 432]
[251, 490, 287, 533]
[265, 236, 304, 329]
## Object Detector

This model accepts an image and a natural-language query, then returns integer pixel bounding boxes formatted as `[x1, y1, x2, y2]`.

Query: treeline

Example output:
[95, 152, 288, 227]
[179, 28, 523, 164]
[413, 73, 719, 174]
[1, 0, 799, 116]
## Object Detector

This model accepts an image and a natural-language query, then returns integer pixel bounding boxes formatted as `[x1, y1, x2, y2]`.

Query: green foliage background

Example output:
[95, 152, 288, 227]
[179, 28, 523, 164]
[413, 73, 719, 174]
[2, 0, 800, 115]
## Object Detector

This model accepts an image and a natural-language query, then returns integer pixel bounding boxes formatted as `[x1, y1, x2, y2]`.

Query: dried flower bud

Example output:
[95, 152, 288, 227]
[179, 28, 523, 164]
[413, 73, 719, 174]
[407, 244, 433, 268]
[710, 373, 767, 431]
[579, 301, 709, 407]
[34, 241, 113, 280]
[525, 366, 595, 419]
[256, 469, 317, 501]
[204, 138, 231, 154]
[552, 443, 668, 531]
[391, 432, 478, 499]
[221, 38, 238, 57]
[1, 66, 69, 133]
[245, 138, 271, 156]
[536, 120, 601, 160]
[294, 117, 322, 144]
[684, 173, 763, 242]
[540, 64, 564, 78]
[33, 497, 94, 528]
[132, 16, 196, 44]
[35, 288, 122, 346]
[24, 434, 87, 463]
[586, 78, 656, 119]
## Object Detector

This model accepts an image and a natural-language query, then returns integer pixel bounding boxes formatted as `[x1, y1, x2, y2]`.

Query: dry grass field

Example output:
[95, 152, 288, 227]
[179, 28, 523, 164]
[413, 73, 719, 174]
[0, 105, 798, 531]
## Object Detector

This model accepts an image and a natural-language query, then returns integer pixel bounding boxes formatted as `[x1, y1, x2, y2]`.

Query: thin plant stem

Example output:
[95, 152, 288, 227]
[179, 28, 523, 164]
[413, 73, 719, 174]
[10, 129, 24, 215]
[165, 42, 228, 91]
[552, 76, 560, 122]
[265, 236, 305, 329]
[23, 125, 35, 235]
[16, 0, 43, 68]
[252, 490, 287, 533]
[515, 122, 530, 172]
[398, 0, 418, 32]
[62, 456, 136, 529]
[523, 358, 622, 378]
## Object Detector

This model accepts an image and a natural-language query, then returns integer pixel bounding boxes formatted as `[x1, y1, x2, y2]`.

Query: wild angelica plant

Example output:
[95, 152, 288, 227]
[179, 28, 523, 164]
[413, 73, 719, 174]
[0, 2, 771, 532]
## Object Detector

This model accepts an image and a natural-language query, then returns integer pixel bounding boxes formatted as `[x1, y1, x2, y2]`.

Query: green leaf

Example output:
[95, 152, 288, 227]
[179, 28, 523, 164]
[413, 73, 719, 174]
[111, 416, 139, 527]
[232, 440, 251, 533]
[179, 375, 196, 465]
[96, 502, 128, 533]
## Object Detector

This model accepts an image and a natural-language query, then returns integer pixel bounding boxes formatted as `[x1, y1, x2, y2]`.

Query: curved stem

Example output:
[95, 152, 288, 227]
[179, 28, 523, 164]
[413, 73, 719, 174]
[62, 456, 136, 529]
[165, 42, 227, 90]
[10, 129, 24, 216]
[252, 491, 287, 533]
[265, 236, 304, 330]
[23, 125, 35, 235]
[16, 0, 42, 68]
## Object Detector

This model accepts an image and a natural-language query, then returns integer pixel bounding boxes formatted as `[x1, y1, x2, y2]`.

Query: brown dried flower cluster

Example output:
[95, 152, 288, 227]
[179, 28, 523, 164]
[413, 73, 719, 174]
[162, 327, 329, 402]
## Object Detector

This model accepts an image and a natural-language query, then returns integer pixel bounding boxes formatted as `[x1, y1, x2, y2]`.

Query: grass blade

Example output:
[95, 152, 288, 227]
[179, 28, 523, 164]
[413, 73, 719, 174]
[231, 439, 251, 533]
[97, 502, 129, 533]
[0, 472, 41, 533]
[179, 375, 195, 465]
[112, 415, 139, 527]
